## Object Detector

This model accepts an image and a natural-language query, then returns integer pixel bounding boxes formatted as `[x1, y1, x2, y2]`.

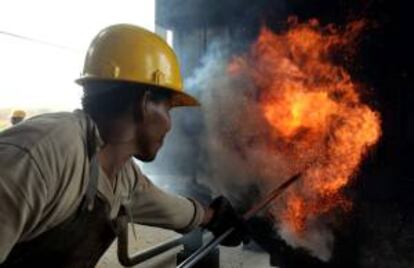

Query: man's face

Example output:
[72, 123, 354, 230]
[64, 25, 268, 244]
[134, 97, 172, 162]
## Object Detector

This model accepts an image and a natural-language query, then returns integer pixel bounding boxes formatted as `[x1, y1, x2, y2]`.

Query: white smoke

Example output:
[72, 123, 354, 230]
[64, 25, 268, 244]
[278, 215, 334, 261]
[184, 42, 335, 261]
[186, 43, 291, 204]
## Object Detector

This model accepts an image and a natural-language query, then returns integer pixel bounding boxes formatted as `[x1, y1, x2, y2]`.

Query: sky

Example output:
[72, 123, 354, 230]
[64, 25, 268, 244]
[0, 0, 155, 110]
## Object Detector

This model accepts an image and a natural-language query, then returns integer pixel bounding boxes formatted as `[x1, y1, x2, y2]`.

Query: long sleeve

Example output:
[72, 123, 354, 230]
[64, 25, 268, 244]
[128, 165, 205, 233]
[0, 145, 47, 263]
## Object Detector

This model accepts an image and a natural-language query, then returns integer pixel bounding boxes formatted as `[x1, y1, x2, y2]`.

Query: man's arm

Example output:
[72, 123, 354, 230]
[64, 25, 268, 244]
[0, 145, 47, 263]
[125, 162, 246, 246]
[129, 174, 206, 233]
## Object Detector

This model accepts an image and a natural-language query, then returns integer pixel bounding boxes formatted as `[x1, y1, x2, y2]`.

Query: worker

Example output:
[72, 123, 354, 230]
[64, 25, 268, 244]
[10, 110, 26, 125]
[0, 24, 245, 267]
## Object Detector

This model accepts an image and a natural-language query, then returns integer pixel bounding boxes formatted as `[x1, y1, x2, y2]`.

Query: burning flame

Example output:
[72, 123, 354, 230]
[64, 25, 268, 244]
[228, 18, 381, 256]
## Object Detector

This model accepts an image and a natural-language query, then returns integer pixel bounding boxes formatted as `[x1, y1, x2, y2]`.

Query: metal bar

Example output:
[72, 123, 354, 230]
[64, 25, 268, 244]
[242, 173, 302, 219]
[177, 173, 302, 268]
[176, 228, 234, 268]
[116, 216, 185, 267]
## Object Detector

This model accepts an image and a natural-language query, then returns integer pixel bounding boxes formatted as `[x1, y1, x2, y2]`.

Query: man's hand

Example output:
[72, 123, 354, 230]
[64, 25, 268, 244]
[203, 196, 249, 246]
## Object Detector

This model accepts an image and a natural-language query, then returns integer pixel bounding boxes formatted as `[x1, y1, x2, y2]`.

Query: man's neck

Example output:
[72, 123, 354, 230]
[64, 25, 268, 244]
[97, 144, 131, 181]
[93, 116, 138, 180]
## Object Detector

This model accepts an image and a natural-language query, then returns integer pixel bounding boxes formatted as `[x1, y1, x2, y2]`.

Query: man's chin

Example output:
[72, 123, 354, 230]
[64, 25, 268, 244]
[133, 152, 157, 162]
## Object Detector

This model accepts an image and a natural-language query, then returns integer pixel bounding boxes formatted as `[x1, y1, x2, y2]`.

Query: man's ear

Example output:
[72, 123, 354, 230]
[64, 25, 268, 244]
[136, 90, 151, 120]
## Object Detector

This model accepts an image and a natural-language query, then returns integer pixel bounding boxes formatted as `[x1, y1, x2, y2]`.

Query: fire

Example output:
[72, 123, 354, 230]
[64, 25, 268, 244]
[263, 90, 337, 138]
[229, 19, 381, 240]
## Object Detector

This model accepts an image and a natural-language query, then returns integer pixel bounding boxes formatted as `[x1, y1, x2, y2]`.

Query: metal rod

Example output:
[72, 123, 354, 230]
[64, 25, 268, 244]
[242, 173, 302, 219]
[177, 173, 302, 268]
[177, 228, 235, 268]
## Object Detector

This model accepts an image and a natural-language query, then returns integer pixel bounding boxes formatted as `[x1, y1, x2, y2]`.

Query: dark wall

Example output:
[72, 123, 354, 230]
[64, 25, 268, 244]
[156, 0, 414, 200]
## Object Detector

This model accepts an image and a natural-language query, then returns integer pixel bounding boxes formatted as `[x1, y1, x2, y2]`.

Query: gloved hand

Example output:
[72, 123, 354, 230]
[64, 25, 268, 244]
[204, 196, 249, 247]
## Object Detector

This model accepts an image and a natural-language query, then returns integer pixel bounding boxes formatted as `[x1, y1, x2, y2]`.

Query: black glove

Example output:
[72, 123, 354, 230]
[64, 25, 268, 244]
[204, 196, 249, 247]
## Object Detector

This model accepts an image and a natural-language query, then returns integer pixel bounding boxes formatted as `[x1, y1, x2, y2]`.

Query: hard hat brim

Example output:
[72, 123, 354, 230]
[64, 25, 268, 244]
[76, 77, 200, 107]
[170, 90, 200, 107]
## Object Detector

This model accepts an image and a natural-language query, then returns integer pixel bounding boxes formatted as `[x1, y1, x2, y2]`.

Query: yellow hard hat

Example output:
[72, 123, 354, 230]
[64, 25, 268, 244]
[11, 110, 26, 118]
[76, 24, 199, 107]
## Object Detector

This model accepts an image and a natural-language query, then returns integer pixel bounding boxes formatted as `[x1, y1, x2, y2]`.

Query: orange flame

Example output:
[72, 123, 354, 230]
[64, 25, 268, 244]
[229, 19, 381, 236]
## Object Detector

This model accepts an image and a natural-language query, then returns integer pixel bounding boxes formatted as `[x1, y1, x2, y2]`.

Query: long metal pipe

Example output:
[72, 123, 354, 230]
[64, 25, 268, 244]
[177, 173, 302, 268]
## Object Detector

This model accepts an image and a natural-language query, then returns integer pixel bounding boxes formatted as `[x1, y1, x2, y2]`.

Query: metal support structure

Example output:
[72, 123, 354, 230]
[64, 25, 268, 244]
[177, 173, 302, 268]
[114, 174, 301, 267]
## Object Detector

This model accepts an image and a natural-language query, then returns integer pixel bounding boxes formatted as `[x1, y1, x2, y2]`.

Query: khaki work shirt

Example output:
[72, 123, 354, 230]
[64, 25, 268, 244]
[0, 110, 205, 263]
